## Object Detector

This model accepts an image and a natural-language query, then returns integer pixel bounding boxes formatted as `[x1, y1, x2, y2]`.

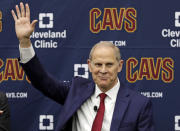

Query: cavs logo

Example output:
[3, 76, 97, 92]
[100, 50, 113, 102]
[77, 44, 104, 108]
[0, 11, 2, 32]
[89, 8, 137, 33]
[0, 58, 30, 83]
[126, 57, 174, 83]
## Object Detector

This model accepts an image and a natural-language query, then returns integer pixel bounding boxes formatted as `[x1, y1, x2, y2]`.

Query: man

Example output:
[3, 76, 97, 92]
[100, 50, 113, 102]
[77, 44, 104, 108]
[11, 2, 154, 131]
[0, 92, 10, 131]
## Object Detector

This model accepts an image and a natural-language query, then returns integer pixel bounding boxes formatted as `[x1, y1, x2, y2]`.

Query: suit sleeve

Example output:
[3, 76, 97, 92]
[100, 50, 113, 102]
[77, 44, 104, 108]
[20, 55, 71, 104]
[137, 99, 155, 131]
[0, 92, 10, 131]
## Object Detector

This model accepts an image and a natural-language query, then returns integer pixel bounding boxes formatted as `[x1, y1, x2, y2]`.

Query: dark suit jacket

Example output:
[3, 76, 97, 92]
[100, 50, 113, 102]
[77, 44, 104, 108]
[0, 92, 10, 131]
[21, 55, 154, 131]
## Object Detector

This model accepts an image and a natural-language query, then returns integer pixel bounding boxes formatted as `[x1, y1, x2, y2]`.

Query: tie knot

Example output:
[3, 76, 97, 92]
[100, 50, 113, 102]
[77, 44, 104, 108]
[99, 93, 107, 102]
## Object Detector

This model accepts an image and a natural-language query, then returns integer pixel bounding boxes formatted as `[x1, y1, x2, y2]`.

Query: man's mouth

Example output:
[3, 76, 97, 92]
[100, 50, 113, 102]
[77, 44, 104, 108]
[98, 76, 108, 80]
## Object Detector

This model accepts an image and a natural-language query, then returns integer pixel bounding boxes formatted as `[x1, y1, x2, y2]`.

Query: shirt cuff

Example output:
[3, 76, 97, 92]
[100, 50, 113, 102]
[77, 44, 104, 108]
[19, 44, 35, 63]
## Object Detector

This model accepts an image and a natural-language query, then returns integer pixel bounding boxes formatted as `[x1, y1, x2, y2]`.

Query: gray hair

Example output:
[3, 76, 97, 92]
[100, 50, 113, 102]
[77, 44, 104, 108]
[89, 41, 121, 61]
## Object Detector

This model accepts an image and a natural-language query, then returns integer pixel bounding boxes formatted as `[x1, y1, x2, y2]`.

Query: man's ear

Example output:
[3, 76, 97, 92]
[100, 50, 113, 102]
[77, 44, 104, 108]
[118, 60, 124, 73]
[87, 59, 92, 72]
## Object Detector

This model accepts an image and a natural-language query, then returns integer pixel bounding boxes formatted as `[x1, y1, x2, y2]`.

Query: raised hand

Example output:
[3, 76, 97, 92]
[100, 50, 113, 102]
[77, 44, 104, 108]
[11, 2, 38, 48]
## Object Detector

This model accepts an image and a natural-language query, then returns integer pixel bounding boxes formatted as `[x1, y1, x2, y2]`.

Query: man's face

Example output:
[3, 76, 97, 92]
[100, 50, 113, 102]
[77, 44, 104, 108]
[87, 46, 123, 92]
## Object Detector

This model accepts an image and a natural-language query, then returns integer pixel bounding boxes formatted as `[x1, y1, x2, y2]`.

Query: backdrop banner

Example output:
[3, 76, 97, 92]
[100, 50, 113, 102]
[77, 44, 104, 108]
[0, 0, 180, 130]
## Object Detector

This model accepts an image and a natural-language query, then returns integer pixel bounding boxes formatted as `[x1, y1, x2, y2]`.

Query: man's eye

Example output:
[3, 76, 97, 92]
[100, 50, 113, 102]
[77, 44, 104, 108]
[107, 63, 113, 67]
[95, 63, 102, 67]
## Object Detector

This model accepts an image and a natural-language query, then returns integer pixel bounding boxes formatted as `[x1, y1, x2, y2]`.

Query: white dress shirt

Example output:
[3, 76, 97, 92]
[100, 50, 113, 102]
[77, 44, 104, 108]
[72, 80, 120, 131]
[19, 44, 35, 63]
[19, 45, 120, 131]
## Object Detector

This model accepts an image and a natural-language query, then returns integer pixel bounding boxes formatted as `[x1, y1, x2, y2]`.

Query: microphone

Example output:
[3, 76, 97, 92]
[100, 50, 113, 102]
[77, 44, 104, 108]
[94, 106, 98, 112]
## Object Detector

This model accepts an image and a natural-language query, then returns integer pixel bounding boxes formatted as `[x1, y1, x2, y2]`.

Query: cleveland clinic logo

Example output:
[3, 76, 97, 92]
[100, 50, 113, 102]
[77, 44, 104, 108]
[39, 13, 53, 28]
[161, 12, 180, 48]
[175, 12, 180, 27]
[30, 13, 67, 49]
[175, 116, 180, 130]
[74, 64, 89, 79]
[39, 115, 54, 130]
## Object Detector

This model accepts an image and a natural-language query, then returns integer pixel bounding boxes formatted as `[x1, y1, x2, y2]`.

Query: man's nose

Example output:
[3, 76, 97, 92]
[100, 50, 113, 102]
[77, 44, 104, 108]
[100, 65, 107, 73]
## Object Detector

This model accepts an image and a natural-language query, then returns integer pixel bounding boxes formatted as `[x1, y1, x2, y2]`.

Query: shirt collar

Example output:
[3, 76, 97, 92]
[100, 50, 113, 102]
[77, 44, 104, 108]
[94, 79, 120, 101]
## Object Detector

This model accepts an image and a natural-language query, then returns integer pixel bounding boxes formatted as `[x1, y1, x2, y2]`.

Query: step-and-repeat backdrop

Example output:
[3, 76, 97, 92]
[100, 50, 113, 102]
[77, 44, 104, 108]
[0, 0, 180, 130]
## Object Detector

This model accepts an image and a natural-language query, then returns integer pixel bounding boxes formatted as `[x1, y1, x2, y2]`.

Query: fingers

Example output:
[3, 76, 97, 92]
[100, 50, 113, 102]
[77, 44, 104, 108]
[31, 20, 38, 29]
[11, 10, 17, 21]
[15, 5, 21, 18]
[20, 2, 25, 17]
[13, 2, 29, 19]
[25, 3, 30, 20]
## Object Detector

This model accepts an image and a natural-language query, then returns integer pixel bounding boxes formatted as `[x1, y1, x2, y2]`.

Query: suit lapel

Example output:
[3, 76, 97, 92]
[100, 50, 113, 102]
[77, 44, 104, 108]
[110, 84, 130, 131]
[56, 81, 95, 130]
[70, 82, 95, 113]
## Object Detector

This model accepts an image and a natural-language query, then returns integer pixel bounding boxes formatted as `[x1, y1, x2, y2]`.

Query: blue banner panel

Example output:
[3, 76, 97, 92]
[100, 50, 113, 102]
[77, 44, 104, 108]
[0, 0, 180, 130]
